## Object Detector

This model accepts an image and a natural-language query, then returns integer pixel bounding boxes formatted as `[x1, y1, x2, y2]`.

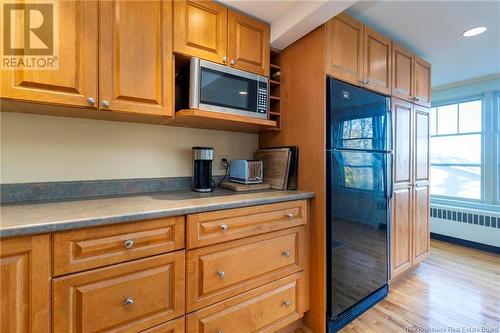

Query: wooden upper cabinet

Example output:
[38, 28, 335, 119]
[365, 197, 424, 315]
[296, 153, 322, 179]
[99, 0, 172, 116]
[0, 1, 98, 107]
[0, 235, 51, 333]
[414, 105, 430, 184]
[227, 10, 270, 76]
[174, 0, 228, 64]
[392, 98, 413, 186]
[413, 55, 431, 107]
[392, 43, 414, 101]
[326, 13, 363, 85]
[363, 27, 391, 95]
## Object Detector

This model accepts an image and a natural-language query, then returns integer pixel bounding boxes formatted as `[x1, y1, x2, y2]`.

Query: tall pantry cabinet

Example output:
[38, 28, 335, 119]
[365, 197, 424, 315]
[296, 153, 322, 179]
[391, 98, 430, 279]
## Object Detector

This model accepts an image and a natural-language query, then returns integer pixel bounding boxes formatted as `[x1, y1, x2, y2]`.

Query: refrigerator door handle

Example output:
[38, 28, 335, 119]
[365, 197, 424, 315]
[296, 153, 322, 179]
[386, 109, 393, 152]
[386, 152, 394, 200]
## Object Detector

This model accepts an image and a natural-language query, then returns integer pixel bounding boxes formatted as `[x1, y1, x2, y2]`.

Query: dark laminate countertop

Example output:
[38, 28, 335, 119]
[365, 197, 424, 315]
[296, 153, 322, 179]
[0, 189, 314, 238]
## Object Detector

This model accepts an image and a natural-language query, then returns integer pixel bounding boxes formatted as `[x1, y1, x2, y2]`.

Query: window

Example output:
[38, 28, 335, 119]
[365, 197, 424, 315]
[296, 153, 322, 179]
[430, 100, 482, 200]
[497, 93, 500, 203]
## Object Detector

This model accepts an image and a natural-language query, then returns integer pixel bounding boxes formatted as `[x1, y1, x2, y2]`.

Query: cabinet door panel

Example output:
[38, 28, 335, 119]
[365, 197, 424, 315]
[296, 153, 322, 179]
[391, 187, 412, 278]
[393, 98, 413, 186]
[0, 235, 50, 333]
[173, 0, 227, 64]
[1, 1, 98, 107]
[363, 27, 391, 94]
[414, 105, 430, 184]
[413, 55, 431, 107]
[392, 43, 413, 101]
[99, 0, 172, 116]
[227, 10, 270, 76]
[326, 13, 363, 85]
[413, 185, 430, 264]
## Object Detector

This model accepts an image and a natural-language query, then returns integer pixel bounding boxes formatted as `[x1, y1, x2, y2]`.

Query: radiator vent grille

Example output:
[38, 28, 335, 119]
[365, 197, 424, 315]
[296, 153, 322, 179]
[430, 207, 499, 229]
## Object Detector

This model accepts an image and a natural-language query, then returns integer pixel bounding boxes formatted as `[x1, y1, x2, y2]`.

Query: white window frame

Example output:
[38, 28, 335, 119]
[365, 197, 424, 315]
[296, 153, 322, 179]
[430, 92, 500, 212]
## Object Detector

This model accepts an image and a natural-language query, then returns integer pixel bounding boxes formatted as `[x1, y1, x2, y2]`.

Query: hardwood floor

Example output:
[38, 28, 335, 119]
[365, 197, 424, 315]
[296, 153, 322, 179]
[340, 240, 500, 333]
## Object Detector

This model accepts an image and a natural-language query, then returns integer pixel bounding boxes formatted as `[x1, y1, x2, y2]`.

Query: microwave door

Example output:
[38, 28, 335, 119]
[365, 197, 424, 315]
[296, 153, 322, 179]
[189, 58, 268, 119]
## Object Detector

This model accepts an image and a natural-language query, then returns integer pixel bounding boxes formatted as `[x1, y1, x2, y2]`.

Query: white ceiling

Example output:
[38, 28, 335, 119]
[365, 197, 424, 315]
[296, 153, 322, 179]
[346, 1, 500, 87]
[218, 0, 355, 50]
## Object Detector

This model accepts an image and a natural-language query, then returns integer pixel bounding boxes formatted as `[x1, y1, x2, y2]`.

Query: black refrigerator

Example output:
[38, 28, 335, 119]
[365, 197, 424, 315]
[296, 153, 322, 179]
[326, 78, 392, 332]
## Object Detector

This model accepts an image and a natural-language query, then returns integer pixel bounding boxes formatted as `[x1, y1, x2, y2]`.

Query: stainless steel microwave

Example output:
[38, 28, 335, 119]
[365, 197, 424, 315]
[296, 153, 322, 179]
[189, 57, 269, 119]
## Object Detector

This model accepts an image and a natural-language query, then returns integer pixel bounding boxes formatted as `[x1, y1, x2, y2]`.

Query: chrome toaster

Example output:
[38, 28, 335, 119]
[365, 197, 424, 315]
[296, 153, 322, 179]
[229, 160, 263, 184]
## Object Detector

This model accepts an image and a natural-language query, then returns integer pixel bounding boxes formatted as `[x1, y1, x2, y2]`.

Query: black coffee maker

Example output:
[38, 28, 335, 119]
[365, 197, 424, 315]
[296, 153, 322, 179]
[192, 147, 214, 192]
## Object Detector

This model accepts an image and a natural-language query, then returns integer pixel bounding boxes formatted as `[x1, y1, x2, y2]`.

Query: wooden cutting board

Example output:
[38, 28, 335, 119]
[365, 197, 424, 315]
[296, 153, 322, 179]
[220, 182, 271, 192]
[254, 148, 291, 190]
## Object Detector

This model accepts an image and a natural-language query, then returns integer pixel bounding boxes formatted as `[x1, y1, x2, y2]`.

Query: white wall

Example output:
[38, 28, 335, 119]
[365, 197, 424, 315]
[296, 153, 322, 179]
[0, 112, 258, 184]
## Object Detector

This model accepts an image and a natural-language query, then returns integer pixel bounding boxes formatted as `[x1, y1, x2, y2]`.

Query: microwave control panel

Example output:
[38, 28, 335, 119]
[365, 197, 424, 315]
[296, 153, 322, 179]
[257, 80, 268, 115]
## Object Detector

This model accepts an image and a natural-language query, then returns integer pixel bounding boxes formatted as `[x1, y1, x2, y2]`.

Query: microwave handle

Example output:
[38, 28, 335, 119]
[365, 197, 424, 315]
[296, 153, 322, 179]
[189, 57, 201, 109]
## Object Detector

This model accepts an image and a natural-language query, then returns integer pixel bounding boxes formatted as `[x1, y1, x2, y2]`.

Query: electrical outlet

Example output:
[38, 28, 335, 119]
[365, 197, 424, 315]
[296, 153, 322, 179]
[219, 155, 228, 170]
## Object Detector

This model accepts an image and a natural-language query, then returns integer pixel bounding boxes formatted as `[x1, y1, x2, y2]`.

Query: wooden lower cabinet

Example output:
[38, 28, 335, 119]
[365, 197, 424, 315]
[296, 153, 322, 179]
[52, 216, 185, 276]
[52, 251, 185, 333]
[0, 200, 310, 333]
[141, 316, 185, 333]
[0, 235, 51, 333]
[390, 186, 413, 278]
[187, 272, 307, 333]
[187, 227, 306, 311]
[413, 184, 430, 264]
[187, 200, 307, 249]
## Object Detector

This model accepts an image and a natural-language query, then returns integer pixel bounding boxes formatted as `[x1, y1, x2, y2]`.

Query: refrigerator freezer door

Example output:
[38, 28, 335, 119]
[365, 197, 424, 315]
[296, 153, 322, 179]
[327, 78, 392, 152]
[327, 149, 390, 318]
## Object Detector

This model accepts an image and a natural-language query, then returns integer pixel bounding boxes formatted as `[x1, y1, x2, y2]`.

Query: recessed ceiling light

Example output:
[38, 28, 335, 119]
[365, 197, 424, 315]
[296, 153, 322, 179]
[462, 26, 487, 37]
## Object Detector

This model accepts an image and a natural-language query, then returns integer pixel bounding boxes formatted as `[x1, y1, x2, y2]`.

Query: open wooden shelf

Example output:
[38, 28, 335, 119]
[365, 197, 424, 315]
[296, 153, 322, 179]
[270, 64, 281, 70]
[169, 109, 276, 133]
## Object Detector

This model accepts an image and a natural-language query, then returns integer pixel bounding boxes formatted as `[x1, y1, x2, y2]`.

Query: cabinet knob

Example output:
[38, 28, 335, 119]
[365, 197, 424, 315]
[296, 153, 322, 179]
[286, 213, 294, 219]
[282, 250, 291, 257]
[86, 97, 95, 105]
[364, 80, 369, 85]
[216, 330, 223, 333]
[124, 239, 134, 249]
[123, 297, 134, 307]
[101, 100, 110, 108]
[222, 56, 227, 63]
[282, 300, 291, 308]
[230, 59, 235, 66]
[220, 224, 228, 231]
[414, 97, 420, 101]
[217, 270, 225, 278]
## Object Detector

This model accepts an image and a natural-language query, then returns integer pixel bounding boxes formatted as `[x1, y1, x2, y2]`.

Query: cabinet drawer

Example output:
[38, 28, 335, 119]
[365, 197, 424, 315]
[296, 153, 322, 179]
[52, 216, 185, 276]
[187, 200, 307, 248]
[141, 316, 185, 333]
[187, 227, 305, 311]
[187, 272, 307, 333]
[53, 251, 185, 333]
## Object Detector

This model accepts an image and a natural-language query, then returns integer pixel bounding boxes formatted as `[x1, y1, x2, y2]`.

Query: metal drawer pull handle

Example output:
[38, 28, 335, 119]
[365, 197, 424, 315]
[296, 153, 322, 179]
[220, 224, 228, 231]
[124, 297, 134, 307]
[124, 239, 134, 249]
[282, 250, 291, 257]
[216, 330, 223, 333]
[282, 300, 291, 308]
[217, 271, 225, 278]
[286, 213, 294, 219]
